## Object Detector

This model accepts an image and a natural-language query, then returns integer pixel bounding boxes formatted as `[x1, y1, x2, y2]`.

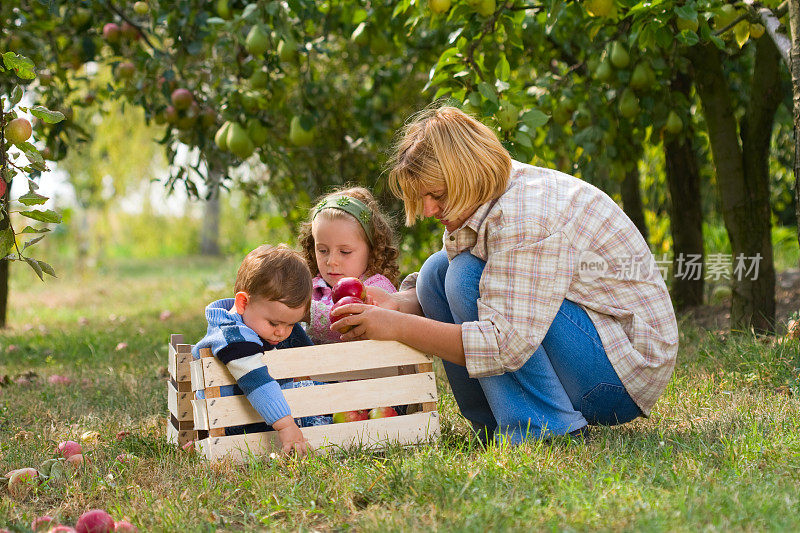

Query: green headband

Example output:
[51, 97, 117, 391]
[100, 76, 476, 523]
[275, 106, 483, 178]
[312, 195, 374, 245]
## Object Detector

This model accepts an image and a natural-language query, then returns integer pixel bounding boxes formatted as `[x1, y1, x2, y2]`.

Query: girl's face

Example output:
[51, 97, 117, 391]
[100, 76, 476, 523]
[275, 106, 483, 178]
[312, 213, 371, 288]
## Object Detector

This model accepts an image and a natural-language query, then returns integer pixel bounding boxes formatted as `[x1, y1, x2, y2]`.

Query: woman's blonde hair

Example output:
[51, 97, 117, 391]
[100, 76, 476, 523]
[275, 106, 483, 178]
[298, 186, 400, 286]
[387, 106, 512, 226]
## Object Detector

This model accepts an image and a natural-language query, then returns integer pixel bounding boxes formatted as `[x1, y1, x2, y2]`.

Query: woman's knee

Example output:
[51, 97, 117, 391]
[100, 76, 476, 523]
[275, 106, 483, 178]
[444, 252, 485, 323]
[417, 250, 451, 319]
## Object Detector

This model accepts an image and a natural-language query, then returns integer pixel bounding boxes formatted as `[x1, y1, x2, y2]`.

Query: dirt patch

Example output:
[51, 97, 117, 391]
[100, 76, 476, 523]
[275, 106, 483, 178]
[683, 268, 800, 332]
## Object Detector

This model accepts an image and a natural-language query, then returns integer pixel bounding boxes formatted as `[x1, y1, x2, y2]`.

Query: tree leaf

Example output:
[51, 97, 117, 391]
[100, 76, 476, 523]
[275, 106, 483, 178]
[2, 52, 36, 79]
[17, 191, 49, 206]
[24, 256, 44, 281]
[521, 109, 550, 129]
[478, 82, 498, 105]
[21, 234, 45, 251]
[30, 106, 65, 124]
[19, 209, 62, 224]
[20, 226, 50, 234]
[10, 85, 23, 107]
[0, 228, 14, 258]
[38, 260, 56, 278]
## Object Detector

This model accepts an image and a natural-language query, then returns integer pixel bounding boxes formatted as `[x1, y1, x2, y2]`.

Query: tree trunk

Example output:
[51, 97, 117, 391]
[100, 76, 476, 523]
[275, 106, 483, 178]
[200, 167, 221, 257]
[620, 164, 649, 245]
[665, 70, 704, 310]
[0, 191, 9, 328]
[687, 43, 777, 332]
[789, 0, 800, 258]
[665, 140, 705, 310]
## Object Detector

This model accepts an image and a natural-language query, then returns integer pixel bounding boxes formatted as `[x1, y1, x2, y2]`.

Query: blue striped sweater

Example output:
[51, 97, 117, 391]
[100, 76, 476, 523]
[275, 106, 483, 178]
[191, 298, 313, 425]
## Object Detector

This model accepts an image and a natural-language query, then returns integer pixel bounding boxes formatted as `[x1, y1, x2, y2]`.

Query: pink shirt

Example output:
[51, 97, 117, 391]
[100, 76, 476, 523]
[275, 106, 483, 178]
[308, 274, 397, 344]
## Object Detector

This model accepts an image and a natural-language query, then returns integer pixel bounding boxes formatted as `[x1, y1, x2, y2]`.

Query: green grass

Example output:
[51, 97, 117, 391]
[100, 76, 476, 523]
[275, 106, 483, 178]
[1, 258, 799, 531]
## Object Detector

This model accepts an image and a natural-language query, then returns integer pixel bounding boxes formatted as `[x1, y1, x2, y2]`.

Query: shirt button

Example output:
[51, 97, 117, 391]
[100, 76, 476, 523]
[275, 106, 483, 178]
[449, 235, 455, 241]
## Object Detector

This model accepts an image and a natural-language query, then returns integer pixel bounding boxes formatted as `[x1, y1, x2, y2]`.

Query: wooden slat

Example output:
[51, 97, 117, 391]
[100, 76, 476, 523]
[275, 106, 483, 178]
[197, 411, 440, 462]
[199, 340, 433, 388]
[192, 399, 209, 430]
[306, 366, 399, 383]
[167, 381, 193, 421]
[168, 343, 193, 382]
[190, 359, 205, 392]
[166, 420, 196, 447]
[170, 334, 185, 348]
[202, 372, 437, 429]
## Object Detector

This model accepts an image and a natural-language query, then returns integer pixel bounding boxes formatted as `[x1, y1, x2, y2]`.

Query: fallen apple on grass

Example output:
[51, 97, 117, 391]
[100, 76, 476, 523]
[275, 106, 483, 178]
[114, 521, 139, 532]
[31, 515, 54, 532]
[7, 467, 39, 498]
[76, 509, 115, 533]
[57, 440, 82, 459]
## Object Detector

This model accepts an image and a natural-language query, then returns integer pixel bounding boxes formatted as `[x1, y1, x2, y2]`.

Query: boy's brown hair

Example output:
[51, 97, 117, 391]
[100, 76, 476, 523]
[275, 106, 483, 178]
[234, 244, 312, 309]
[297, 186, 400, 286]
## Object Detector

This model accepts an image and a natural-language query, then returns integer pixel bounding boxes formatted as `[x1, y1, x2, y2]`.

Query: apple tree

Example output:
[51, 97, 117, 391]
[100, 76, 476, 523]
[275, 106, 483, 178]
[1, 50, 64, 326]
[404, 0, 794, 331]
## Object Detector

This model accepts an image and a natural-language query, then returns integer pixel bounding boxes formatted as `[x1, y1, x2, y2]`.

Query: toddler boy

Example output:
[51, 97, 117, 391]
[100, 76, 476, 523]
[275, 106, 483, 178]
[192, 244, 317, 456]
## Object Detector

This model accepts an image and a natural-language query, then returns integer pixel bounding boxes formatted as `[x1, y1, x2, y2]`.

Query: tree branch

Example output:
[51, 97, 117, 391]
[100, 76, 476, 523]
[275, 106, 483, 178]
[742, 0, 792, 66]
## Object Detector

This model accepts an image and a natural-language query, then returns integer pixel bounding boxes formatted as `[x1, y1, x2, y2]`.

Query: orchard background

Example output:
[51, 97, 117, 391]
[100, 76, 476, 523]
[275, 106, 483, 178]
[1, 0, 800, 530]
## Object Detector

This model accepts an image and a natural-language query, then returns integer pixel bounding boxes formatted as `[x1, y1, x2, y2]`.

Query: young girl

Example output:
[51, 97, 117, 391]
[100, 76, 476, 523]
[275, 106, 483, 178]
[298, 186, 400, 344]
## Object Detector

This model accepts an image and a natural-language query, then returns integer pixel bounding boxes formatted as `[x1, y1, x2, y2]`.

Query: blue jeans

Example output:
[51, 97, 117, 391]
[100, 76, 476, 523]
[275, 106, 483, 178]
[417, 250, 641, 444]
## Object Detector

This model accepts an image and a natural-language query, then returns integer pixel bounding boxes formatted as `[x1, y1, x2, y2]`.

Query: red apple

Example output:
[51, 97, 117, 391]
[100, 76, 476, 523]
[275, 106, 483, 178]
[170, 88, 194, 110]
[368, 406, 398, 419]
[330, 295, 364, 333]
[331, 277, 366, 303]
[8, 467, 39, 498]
[332, 409, 369, 423]
[5, 117, 32, 144]
[57, 440, 82, 459]
[120, 22, 139, 41]
[31, 515, 54, 532]
[66, 453, 88, 467]
[117, 62, 135, 80]
[114, 521, 138, 533]
[103, 23, 121, 43]
[76, 510, 115, 533]
[0, 179, 7, 198]
[49, 527, 78, 533]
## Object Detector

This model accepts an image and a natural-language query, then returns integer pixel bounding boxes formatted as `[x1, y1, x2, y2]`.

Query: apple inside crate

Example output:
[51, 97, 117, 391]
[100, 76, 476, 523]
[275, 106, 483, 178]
[189, 340, 440, 462]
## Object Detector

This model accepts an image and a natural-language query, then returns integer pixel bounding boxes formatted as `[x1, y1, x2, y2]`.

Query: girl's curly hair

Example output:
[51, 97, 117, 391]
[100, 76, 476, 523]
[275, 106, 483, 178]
[298, 186, 400, 286]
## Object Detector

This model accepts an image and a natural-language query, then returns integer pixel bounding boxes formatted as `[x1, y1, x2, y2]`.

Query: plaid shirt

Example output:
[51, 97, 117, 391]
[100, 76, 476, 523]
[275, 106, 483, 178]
[449, 161, 678, 415]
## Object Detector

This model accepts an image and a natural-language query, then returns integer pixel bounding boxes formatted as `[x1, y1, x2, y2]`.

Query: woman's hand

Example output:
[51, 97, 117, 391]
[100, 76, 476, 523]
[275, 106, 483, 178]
[330, 301, 403, 341]
[364, 287, 401, 311]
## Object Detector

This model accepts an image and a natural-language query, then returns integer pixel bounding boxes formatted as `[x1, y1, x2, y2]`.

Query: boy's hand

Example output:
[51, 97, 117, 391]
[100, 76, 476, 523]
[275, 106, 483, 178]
[272, 415, 309, 457]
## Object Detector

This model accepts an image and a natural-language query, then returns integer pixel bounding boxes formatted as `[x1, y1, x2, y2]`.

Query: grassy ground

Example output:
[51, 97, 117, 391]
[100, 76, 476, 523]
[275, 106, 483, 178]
[1, 257, 799, 531]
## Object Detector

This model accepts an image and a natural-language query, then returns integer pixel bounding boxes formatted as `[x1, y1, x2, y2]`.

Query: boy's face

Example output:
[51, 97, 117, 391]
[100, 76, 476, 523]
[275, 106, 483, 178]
[235, 293, 307, 346]
[312, 214, 371, 288]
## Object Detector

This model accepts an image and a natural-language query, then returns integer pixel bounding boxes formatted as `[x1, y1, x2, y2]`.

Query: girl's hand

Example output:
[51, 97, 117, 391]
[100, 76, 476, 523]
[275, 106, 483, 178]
[364, 287, 401, 311]
[330, 301, 403, 342]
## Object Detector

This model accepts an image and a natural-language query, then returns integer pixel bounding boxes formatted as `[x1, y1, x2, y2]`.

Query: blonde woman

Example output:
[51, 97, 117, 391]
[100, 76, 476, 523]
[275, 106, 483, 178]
[332, 106, 679, 444]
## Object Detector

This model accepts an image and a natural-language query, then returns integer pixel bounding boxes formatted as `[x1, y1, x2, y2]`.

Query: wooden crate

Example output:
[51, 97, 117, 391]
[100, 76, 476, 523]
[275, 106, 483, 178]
[187, 339, 440, 462]
[166, 334, 198, 446]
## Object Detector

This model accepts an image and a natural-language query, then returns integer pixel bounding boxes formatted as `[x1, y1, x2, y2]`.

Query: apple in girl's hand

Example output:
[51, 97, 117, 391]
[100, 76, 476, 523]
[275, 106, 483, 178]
[330, 296, 364, 333]
[368, 407, 398, 419]
[332, 410, 369, 423]
[331, 277, 366, 303]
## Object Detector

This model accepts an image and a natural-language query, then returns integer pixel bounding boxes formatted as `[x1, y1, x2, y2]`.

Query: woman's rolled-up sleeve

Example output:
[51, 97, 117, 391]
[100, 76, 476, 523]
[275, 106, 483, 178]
[461, 229, 574, 378]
